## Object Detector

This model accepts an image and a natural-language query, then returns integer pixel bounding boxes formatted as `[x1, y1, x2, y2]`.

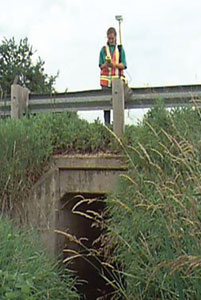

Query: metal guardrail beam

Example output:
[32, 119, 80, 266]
[29, 90, 113, 113]
[126, 85, 201, 109]
[1, 84, 201, 117]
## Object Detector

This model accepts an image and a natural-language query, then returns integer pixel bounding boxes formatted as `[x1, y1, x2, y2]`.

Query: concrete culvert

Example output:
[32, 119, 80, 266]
[56, 193, 116, 299]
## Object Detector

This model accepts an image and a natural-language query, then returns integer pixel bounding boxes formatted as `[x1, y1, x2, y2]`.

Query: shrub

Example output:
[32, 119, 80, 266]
[0, 217, 79, 300]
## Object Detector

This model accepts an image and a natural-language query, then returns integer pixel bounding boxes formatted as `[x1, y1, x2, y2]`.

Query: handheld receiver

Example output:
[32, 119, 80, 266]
[105, 55, 111, 63]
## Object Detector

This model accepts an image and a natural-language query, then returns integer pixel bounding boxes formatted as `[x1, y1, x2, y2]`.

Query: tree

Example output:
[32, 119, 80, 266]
[0, 37, 58, 95]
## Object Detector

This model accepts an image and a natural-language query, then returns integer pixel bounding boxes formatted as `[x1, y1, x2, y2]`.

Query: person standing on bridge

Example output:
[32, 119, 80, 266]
[99, 27, 127, 125]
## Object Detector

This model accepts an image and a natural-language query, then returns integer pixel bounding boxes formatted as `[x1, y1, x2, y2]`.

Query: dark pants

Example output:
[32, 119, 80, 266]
[101, 86, 111, 125]
[104, 110, 110, 125]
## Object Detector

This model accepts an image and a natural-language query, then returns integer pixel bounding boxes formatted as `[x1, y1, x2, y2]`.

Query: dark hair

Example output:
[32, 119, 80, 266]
[107, 27, 117, 36]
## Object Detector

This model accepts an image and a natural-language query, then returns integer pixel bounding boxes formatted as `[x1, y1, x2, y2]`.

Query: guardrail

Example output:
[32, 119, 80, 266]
[0, 81, 201, 137]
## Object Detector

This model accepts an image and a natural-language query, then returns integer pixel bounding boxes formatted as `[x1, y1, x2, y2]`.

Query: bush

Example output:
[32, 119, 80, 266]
[106, 103, 201, 299]
[0, 217, 79, 300]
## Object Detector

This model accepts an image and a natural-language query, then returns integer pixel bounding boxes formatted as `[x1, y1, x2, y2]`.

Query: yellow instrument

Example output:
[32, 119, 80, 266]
[105, 55, 111, 63]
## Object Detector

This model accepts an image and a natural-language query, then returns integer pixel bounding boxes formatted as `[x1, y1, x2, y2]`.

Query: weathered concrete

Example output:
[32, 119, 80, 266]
[27, 154, 127, 256]
[11, 84, 29, 119]
[112, 79, 125, 137]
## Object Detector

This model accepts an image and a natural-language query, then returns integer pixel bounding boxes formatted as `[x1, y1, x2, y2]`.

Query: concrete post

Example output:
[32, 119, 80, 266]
[11, 84, 29, 119]
[112, 78, 125, 138]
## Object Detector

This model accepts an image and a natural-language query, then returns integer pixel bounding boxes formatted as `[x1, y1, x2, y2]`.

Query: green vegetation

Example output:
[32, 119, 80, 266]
[1, 103, 201, 299]
[0, 217, 79, 300]
[105, 102, 201, 299]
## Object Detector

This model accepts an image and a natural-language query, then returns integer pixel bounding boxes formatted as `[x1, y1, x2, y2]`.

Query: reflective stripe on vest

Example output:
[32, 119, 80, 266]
[100, 45, 125, 87]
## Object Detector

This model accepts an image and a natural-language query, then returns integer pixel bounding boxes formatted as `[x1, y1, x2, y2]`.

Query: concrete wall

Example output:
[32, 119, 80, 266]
[27, 168, 59, 253]
[27, 155, 127, 256]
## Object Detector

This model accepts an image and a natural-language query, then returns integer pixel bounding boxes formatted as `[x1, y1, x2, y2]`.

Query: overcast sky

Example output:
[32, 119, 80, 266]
[1, 0, 201, 122]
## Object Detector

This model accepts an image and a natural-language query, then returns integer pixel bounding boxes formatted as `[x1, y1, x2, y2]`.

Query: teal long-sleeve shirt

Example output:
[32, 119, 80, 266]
[99, 45, 127, 68]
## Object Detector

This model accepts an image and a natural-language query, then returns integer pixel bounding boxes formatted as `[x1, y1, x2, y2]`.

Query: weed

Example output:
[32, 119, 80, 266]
[105, 102, 201, 299]
[0, 217, 79, 299]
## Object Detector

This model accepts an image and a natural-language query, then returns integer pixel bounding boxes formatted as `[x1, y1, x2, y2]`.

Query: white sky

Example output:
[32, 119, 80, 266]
[1, 0, 201, 123]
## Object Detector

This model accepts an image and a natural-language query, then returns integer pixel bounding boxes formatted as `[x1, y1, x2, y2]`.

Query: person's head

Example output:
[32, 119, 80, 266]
[107, 27, 117, 45]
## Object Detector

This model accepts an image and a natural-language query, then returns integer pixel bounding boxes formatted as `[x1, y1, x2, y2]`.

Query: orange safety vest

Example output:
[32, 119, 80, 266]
[100, 45, 126, 87]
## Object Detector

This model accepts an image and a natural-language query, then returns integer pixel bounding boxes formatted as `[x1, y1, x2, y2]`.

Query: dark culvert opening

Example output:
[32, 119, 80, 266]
[57, 193, 117, 300]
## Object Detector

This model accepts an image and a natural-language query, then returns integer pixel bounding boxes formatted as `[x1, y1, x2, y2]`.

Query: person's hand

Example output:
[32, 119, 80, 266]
[102, 62, 108, 69]
[101, 61, 116, 69]
[101, 62, 110, 69]
[106, 62, 112, 68]
[110, 61, 116, 68]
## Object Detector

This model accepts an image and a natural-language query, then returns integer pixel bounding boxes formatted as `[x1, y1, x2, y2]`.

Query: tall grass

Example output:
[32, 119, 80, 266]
[105, 102, 201, 299]
[0, 216, 79, 300]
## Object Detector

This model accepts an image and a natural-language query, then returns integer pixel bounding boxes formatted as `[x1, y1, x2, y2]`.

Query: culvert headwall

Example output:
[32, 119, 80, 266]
[26, 154, 128, 298]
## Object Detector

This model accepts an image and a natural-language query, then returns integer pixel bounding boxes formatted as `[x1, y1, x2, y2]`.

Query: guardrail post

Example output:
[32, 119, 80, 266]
[112, 78, 125, 138]
[11, 84, 29, 119]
